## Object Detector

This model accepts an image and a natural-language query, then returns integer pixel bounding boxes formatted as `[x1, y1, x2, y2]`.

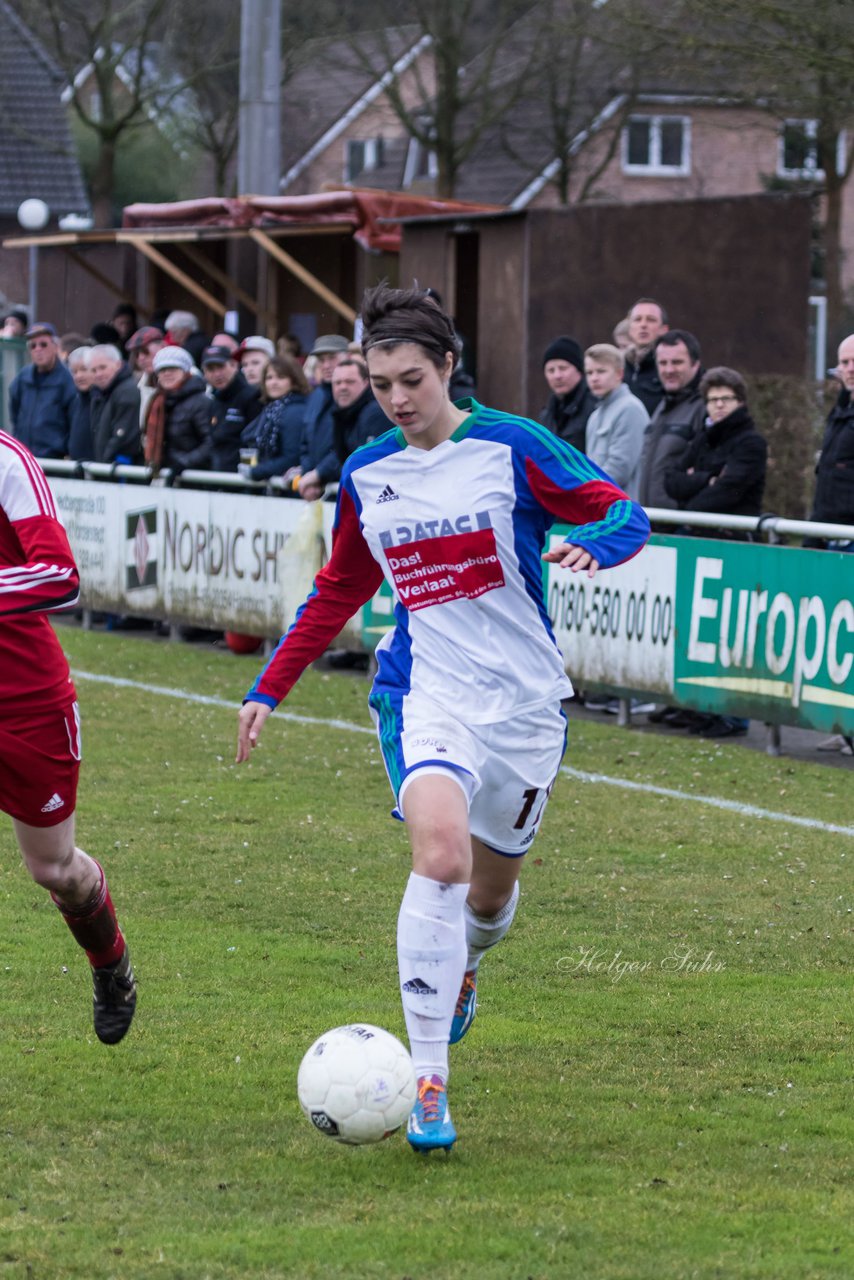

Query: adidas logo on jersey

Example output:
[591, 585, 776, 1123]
[402, 977, 438, 996]
[376, 484, 400, 503]
[40, 793, 65, 814]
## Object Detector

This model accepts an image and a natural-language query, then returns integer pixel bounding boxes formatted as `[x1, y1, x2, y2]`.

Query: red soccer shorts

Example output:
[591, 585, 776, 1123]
[0, 699, 81, 827]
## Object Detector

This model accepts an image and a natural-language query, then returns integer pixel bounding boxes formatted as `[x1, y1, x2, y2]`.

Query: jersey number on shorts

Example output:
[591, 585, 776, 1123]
[513, 780, 555, 831]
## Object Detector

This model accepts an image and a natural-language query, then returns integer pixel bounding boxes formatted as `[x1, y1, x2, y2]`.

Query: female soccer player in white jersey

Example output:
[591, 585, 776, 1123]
[237, 285, 650, 1152]
[0, 430, 136, 1044]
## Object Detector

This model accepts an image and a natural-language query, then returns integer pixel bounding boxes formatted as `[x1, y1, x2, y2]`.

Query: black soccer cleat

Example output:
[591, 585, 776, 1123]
[92, 946, 137, 1045]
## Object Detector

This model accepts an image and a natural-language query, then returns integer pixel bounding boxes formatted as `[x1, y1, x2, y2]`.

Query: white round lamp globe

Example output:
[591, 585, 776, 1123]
[17, 199, 50, 231]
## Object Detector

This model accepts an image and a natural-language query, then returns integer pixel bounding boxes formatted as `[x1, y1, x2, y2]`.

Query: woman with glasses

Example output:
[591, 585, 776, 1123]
[664, 366, 767, 520]
[663, 366, 767, 738]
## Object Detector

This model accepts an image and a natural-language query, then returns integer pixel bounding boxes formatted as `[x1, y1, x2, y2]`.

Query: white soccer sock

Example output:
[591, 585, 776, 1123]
[465, 880, 520, 971]
[397, 872, 469, 1083]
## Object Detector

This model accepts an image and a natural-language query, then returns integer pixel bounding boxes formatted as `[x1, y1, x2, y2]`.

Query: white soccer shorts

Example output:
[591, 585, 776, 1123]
[369, 690, 567, 855]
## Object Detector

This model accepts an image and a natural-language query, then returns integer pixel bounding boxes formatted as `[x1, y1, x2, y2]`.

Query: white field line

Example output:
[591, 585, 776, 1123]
[72, 668, 854, 839]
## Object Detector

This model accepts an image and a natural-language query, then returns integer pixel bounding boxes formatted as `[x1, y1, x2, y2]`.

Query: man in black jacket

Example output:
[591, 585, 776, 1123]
[811, 333, 854, 534]
[623, 298, 669, 414]
[540, 336, 596, 453]
[202, 345, 263, 472]
[637, 330, 705, 512]
[89, 344, 142, 463]
[331, 358, 387, 465]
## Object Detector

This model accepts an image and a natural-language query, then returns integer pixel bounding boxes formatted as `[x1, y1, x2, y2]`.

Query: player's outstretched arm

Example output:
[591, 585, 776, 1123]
[236, 700, 274, 763]
[541, 543, 600, 578]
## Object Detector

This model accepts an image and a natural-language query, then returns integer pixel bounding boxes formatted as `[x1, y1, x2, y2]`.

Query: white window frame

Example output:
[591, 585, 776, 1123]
[621, 114, 691, 176]
[777, 119, 847, 180]
[403, 137, 438, 187]
[344, 137, 384, 183]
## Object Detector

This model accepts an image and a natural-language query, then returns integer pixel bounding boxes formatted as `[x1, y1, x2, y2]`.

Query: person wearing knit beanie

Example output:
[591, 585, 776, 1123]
[542, 336, 584, 372]
[540, 334, 596, 453]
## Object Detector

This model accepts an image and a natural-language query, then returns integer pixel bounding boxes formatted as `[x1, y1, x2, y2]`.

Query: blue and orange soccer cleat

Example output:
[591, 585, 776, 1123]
[406, 1075, 456, 1153]
[449, 969, 477, 1045]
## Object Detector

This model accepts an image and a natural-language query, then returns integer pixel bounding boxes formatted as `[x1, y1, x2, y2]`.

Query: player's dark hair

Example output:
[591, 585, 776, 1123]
[361, 283, 461, 370]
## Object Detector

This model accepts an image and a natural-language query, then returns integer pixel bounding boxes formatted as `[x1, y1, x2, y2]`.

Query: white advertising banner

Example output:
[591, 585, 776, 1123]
[544, 537, 677, 694]
[51, 479, 334, 634]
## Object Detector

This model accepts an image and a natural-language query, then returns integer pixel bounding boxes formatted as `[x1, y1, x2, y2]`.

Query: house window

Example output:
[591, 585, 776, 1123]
[778, 119, 846, 179]
[345, 138, 384, 183]
[622, 115, 691, 175]
[403, 138, 438, 187]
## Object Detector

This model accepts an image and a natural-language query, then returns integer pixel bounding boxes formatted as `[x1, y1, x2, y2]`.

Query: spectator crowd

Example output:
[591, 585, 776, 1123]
[3, 294, 852, 749]
[2, 305, 391, 502]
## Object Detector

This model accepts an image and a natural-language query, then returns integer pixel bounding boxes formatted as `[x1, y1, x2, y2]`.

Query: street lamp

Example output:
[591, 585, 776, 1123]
[17, 198, 50, 322]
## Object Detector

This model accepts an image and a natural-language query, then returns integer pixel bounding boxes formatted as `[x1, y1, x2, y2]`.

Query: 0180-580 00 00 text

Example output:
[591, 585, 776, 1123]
[548, 582, 673, 646]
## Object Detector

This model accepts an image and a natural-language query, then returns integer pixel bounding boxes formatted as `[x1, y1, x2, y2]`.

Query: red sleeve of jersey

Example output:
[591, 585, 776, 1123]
[525, 460, 649, 568]
[525, 460, 627, 524]
[0, 513, 80, 617]
[253, 489, 384, 705]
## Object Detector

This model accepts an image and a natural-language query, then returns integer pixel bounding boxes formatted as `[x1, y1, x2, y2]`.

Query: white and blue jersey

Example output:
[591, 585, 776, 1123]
[247, 399, 650, 719]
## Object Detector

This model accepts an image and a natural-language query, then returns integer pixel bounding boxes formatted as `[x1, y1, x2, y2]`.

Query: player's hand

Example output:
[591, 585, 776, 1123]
[542, 543, 600, 578]
[236, 701, 274, 763]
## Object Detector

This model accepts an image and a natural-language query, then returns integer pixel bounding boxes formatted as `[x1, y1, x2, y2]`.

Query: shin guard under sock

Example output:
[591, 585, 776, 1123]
[397, 872, 468, 1082]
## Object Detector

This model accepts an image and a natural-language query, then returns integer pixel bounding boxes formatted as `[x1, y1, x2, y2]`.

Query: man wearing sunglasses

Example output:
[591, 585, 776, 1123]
[8, 323, 76, 459]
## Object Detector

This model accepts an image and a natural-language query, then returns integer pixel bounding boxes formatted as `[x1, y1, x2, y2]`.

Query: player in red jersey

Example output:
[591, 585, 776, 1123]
[0, 430, 136, 1043]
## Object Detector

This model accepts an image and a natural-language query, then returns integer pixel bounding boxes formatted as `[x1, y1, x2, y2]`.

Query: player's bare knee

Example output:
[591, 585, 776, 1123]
[411, 830, 470, 884]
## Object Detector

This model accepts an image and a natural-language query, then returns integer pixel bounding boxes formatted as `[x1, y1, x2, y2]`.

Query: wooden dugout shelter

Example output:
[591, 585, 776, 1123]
[1, 189, 499, 344]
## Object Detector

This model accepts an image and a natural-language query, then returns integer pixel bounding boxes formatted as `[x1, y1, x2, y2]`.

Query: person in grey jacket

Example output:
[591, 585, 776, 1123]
[583, 344, 648, 500]
[89, 345, 142, 464]
[637, 330, 705, 512]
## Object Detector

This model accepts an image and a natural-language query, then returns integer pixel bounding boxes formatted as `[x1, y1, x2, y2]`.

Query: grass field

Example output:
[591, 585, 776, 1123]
[1, 626, 852, 1280]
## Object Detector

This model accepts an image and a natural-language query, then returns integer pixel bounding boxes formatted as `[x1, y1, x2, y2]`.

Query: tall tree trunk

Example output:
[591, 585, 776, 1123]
[91, 137, 117, 227]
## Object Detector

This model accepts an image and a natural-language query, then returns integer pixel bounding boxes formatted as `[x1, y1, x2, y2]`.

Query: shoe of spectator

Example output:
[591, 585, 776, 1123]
[648, 705, 679, 723]
[585, 695, 617, 712]
[670, 709, 710, 729]
[697, 716, 749, 738]
[817, 734, 846, 751]
[630, 700, 657, 715]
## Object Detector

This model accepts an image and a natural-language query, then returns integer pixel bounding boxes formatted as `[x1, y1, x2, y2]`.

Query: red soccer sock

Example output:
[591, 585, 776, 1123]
[51, 861, 126, 969]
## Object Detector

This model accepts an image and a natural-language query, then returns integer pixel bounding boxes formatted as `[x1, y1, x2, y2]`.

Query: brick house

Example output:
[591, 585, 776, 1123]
[277, 25, 853, 306]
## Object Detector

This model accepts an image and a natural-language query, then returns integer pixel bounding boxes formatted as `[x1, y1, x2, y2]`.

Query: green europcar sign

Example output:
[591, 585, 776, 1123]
[544, 532, 853, 736]
[673, 537, 853, 734]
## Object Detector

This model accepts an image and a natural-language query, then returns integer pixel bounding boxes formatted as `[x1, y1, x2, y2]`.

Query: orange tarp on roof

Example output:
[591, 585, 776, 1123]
[122, 189, 502, 253]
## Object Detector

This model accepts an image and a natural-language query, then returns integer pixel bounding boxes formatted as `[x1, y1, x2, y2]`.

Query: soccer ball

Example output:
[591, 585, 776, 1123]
[297, 1024, 417, 1145]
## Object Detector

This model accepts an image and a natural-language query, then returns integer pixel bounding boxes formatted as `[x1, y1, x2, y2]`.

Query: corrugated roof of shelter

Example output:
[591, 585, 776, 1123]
[280, 26, 426, 184]
[0, 0, 90, 218]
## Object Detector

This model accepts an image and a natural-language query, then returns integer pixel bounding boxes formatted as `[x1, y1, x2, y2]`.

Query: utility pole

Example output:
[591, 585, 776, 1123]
[238, 0, 282, 195]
